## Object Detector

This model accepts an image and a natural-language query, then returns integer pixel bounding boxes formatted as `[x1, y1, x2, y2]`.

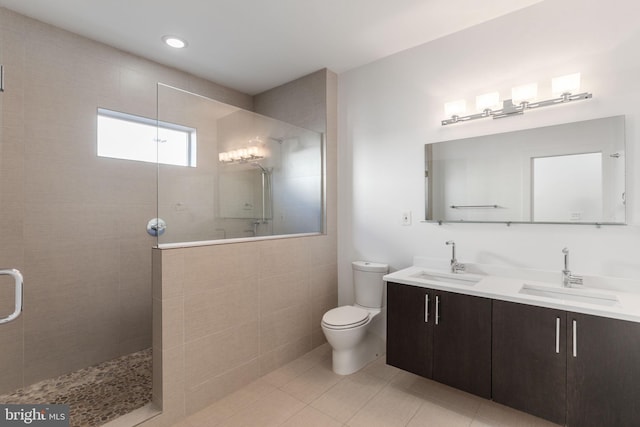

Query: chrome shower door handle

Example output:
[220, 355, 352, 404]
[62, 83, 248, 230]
[0, 268, 23, 324]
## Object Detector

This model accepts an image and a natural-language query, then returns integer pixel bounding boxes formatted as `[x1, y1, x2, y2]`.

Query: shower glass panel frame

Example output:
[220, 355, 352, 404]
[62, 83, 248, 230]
[156, 83, 325, 246]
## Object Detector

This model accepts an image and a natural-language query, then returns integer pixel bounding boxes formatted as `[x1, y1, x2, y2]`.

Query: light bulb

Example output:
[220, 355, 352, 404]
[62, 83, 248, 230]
[162, 35, 187, 49]
[512, 83, 538, 105]
[476, 92, 500, 112]
[552, 73, 581, 96]
[444, 100, 466, 117]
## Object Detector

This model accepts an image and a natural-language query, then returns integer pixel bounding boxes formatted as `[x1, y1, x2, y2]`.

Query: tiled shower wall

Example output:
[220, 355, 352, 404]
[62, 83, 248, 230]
[145, 70, 338, 426]
[0, 7, 251, 395]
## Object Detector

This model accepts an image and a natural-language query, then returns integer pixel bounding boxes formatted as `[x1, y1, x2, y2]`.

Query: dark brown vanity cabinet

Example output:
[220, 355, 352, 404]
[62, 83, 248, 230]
[386, 281, 433, 378]
[493, 300, 640, 427]
[386, 281, 492, 398]
[566, 312, 640, 427]
[492, 301, 567, 425]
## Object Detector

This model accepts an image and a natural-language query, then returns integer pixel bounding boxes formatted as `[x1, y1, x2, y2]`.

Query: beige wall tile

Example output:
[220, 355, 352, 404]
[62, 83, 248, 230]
[311, 329, 328, 348]
[161, 250, 185, 299]
[259, 270, 310, 316]
[259, 238, 311, 278]
[185, 321, 259, 388]
[310, 263, 339, 299]
[185, 359, 260, 415]
[161, 296, 184, 350]
[260, 303, 312, 353]
[258, 335, 312, 379]
[184, 279, 259, 342]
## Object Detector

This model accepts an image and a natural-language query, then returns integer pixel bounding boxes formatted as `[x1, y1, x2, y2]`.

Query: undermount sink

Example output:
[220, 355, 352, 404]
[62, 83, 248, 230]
[519, 283, 620, 307]
[409, 270, 482, 286]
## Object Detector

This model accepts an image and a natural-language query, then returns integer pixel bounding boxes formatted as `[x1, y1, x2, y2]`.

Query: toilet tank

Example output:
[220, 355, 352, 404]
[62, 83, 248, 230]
[352, 261, 388, 308]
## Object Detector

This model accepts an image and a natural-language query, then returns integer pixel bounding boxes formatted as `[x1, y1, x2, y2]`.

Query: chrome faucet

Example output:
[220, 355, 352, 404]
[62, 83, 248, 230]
[562, 247, 583, 287]
[446, 240, 465, 273]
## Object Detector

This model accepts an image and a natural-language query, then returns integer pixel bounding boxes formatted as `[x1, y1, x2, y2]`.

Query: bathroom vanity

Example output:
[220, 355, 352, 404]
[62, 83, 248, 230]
[384, 259, 640, 427]
[386, 282, 491, 398]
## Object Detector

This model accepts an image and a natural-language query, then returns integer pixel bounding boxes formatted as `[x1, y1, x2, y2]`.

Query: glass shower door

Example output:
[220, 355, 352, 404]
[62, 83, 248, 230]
[0, 53, 27, 395]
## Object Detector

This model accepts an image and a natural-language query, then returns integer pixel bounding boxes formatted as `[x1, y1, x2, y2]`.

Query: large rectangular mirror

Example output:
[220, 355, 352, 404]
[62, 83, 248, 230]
[425, 116, 626, 225]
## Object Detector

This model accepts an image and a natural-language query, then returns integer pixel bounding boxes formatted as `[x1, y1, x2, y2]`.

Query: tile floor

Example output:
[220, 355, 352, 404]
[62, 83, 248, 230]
[172, 344, 560, 427]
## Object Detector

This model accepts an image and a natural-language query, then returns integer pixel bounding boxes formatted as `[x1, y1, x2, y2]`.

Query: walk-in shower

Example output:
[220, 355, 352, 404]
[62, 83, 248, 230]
[0, 78, 323, 427]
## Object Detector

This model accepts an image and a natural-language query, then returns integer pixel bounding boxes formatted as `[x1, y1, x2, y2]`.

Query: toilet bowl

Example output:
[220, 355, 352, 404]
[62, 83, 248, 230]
[321, 261, 388, 375]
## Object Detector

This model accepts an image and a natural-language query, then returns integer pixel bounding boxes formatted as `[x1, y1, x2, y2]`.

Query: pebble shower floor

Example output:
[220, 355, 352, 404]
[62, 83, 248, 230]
[0, 348, 152, 426]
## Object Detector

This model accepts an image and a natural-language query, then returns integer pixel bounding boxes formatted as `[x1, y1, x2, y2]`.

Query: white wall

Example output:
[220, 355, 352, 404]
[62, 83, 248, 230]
[338, 0, 640, 306]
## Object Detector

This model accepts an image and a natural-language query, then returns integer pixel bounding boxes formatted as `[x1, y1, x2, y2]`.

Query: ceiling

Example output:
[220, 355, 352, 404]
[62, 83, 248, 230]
[0, 0, 542, 95]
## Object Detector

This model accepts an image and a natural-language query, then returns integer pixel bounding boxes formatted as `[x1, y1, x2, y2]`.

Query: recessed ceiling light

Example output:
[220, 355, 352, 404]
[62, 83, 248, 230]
[162, 35, 187, 49]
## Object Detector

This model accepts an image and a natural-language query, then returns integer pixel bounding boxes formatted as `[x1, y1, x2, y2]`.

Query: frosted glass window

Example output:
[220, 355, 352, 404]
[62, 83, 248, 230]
[97, 108, 196, 167]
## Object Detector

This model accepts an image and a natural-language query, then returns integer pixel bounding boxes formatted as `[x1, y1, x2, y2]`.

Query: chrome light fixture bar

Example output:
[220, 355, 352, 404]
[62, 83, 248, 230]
[442, 92, 592, 125]
[441, 73, 592, 126]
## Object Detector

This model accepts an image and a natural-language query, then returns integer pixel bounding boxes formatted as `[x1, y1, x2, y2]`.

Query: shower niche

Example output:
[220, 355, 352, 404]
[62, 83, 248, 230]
[157, 84, 324, 245]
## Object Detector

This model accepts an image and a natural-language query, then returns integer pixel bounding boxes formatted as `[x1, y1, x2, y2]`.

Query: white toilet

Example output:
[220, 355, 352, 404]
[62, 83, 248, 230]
[321, 261, 388, 375]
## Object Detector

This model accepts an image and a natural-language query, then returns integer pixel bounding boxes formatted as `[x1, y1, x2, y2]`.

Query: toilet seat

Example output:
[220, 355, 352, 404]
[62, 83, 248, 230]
[322, 306, 370, 330]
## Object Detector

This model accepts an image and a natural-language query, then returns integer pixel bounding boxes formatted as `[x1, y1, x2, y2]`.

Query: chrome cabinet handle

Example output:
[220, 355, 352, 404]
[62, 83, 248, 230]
[572, 320, 577, 357]
[424, 294, 429, 323]
[0, 268, 23, 325]
[555, 317, 560, 354]
[435, 295, 440, 325]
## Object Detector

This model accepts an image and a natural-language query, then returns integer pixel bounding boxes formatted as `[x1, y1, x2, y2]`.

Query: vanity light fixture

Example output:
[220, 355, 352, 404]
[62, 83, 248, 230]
[162, 35, 188, 49]
[219, 145, 264, 164]
[441, 73, 592, 126]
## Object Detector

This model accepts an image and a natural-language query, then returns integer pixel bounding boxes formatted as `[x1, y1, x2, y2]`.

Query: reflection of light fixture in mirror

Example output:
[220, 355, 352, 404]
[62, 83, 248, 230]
[219, 145, 264, 164]
[441, 73, 592, 126]
[162, 35, 188, 49]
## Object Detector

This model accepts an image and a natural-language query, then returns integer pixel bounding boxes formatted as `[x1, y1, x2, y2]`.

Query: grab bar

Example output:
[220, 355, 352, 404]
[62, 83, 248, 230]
[449, 204, 499, 209]
[0, 268, 23, 324]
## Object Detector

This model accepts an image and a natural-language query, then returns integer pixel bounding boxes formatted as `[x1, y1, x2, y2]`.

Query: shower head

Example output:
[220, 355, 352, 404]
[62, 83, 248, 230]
[250, 162, 270, 174]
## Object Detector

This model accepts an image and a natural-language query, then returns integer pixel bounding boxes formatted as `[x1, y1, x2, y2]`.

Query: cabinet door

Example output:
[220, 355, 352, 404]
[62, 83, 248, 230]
[492, 300, 567, 425]
[386, 282, 432, 378]
[567, 312, 640, 427]
[432, 290, 492, 398]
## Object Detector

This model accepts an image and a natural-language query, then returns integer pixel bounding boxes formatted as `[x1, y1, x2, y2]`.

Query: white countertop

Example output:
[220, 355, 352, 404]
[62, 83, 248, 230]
[383, 262, 640, 323]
